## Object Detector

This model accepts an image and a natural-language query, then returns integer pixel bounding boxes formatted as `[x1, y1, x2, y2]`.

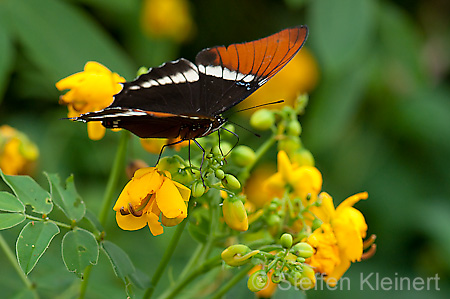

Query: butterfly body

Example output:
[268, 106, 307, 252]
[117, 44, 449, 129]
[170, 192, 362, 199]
[73, 26, 308, 142]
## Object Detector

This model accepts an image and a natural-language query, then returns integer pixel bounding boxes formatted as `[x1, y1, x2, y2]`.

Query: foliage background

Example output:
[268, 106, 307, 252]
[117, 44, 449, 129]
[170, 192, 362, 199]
[0, 0, 449, 298]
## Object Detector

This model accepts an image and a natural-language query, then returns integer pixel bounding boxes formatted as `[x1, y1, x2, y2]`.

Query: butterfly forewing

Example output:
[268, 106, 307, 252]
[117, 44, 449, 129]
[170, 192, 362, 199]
[195, 26, 308, 116]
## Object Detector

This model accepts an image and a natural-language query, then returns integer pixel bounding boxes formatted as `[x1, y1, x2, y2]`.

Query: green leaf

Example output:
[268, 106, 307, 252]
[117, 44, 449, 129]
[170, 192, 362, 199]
[308, 0, 376, 73]
[61, 228, 99, 278]
[0, 170, 53, 215]
[101, 240, 135, 282]
[16, 221, 60, 275]
[7, 0, 135, 86]
[0, 213, 26, 230]
[45, 173, 85, 222]
[0, 191, 25, 212]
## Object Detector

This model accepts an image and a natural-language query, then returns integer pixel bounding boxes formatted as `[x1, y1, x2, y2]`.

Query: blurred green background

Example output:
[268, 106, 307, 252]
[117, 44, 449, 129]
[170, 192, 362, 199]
[0, 0, 449, 298]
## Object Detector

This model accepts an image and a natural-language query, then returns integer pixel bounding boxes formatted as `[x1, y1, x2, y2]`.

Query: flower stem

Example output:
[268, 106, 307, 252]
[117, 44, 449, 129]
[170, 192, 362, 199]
[0, 233, 37, 296]
[79, 130, 129, 299]
[98, 130, 130, 226]
[157, 255, 222, 299]
[209, 264, 253, 299]
[238, 134, 277, 183]
[143, 217, 189, 299]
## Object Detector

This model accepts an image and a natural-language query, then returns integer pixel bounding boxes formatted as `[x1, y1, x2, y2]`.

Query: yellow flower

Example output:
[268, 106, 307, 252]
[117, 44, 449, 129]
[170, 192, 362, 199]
[141, 0, 195, 42]
[242, 48, 319, 114]
[264, 150, 322, 201]
[306, 192, 369, 286]
[113, 167, 191, 236]
[0, 125, 39, 175]
[56, 61, 125, 140]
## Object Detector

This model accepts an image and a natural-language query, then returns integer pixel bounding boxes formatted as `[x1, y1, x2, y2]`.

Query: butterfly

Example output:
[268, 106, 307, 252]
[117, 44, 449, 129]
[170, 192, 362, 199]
[73, 26, 308, 159]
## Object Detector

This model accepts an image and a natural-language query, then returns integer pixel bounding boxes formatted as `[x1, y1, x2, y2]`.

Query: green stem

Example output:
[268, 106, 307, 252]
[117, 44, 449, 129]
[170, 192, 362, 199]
[209, 264, 253, 299]
[178, 242, 204, 281]
[25, 215, 71, 229]
[79, 130, 129, 299]
[143, 217, 189, 299]
[199, 191, 221, 263]
[238, 134, 277, 183]
[98, 130, 130, 226]
[0, 233, 36, 294]
[157, 255, 222, 299]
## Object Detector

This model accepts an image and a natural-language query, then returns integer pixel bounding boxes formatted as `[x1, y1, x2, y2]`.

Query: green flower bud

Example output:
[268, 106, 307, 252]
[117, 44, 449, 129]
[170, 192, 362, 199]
[231, 145, 256, 167]
[286, 120, 302, 136]
[292, 242, 314, 259]
[312, 218, 323, 231]
[215, 169, 225, 180]
[271, 272, 283, 284]
[136, 66, 149, 77]
[223, 124, 235, 133]
[298, 264, 315, 290]
[278, 136, 301, 154]
[222, 174, 241, 190]
[191, 181, 206, 198]
[250, 109, 275, 131]
[280, 233, 293, 248]
[221, 244, 259, 267]
[266, 214, 281, 227]
[247, 270, 268, 292]
[222, 196, 248, 231]
[291, 148, 315, 167]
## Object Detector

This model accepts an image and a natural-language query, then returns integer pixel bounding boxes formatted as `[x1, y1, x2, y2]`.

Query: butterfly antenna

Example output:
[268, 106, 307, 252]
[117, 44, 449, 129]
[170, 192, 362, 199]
[233, 99, 284, 114]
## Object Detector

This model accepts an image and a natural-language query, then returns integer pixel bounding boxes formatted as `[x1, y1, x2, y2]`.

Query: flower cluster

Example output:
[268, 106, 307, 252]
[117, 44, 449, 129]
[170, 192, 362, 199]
[0, 125, 39, 175]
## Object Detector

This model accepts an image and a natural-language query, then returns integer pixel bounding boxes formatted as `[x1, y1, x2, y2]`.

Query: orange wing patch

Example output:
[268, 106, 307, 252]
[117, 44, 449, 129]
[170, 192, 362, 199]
[209, 26, 308, 80]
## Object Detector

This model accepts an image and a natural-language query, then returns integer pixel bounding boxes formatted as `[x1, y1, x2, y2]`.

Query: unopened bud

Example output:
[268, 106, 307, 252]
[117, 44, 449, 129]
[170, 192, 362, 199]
[231, 145, 256, 167]
[250, 109, 275, 131]
[280, 233, 293, 248]
[191, 181, 206, 198]
[292, 242, 314, 259]
[247, 270, 268, 292]
[222, 196, 248, 231]
[222, 174, 241, 190]
[221, 244, 259, 267]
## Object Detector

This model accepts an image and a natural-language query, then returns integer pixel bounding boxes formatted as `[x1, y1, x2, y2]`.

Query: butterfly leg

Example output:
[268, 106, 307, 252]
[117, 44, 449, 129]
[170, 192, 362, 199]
[156, 139, 186, 165]
[220, 127, 240, 157]
[193, 139, 206, 186]
[188, 139, 194, 174]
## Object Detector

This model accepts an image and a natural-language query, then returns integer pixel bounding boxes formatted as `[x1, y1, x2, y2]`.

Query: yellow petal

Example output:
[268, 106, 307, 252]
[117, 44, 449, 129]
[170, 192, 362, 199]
[263, 172, 285, 197]
[332, 216, 364, 262]
[115, 212, 148, 231]
[133, 167, 157, 179]
[290, 166, 322, 199]
[146, 212, 164, 236]
[156, 179, 187, 219]
[87, 121, 106, 140]
[113, 181, 133, 211]
[324, 252, 352, 287]
[172, 181, 191, 201]
[84, 61, 111, 74]
[336, 192, 368, 213]
[309, 192, 335, 223]
[127, 169, 163, 201]
[55, 72, 87, 91]
[277, 150, 293, 181]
